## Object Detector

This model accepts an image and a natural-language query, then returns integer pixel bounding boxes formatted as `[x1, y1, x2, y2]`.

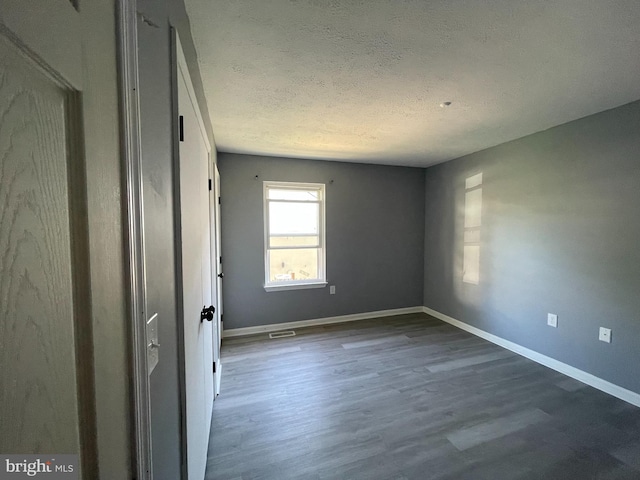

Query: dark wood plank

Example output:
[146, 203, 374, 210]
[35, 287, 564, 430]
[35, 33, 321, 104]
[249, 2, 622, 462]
[206, 314, 640, 480]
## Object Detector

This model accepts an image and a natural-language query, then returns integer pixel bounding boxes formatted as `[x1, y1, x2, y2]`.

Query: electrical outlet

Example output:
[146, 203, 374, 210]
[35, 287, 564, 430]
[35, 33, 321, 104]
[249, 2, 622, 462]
[330, 285, 336, 295]
[599, 327, 612, 343]
[547, 313, 558, 328]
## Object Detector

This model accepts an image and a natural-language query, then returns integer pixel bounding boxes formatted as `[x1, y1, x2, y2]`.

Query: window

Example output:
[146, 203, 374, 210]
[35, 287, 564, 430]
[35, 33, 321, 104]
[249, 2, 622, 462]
[263, 181, 326, 291]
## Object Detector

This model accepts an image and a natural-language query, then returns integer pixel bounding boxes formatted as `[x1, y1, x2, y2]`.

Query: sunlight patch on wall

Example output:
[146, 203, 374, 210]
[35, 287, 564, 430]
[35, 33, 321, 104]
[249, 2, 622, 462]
[463, 173, 482, 284]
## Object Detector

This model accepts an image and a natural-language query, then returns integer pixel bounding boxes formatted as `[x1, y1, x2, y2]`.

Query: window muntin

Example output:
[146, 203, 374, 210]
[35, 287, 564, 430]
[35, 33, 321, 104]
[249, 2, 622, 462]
[264, 182, 326, 289]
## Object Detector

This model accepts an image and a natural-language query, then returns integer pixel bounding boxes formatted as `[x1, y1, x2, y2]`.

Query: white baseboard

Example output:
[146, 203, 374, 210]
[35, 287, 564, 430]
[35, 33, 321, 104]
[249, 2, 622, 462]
[422, 306, 640, 408]
[222, 306, 424, 338]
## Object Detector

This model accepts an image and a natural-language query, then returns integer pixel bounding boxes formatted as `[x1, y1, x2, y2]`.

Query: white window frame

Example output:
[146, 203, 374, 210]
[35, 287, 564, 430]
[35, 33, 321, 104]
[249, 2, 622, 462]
[263, 181, 327, 292]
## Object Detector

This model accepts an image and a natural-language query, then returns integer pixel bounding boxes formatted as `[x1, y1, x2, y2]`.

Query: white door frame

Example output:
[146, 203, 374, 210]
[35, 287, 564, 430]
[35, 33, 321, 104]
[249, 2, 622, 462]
[214, 165, 224, 344]
[117, 0, 153, 479]
[210, 161, 223, 396]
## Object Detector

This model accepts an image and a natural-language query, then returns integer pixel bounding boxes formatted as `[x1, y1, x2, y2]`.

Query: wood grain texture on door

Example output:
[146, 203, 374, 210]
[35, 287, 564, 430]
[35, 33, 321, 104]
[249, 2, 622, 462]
[0, 32, 81, 455]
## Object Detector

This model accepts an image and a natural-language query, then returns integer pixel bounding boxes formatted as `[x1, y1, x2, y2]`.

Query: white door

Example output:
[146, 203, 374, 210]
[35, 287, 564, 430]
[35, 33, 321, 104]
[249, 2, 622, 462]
[0, 1, 96, 476]
[176, 35, 214, 480]
[211, 165, 223, 395]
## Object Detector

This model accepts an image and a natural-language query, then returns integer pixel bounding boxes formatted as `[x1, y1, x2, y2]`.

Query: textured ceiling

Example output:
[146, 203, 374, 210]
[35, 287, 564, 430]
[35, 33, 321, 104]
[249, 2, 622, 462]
[185, 0, 640, 167]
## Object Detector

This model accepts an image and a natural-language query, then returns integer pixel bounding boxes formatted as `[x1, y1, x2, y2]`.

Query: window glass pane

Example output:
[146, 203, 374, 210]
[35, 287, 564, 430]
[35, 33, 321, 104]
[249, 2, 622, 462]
[268, 188, 320, 201]
[268, 248, 320, 282]
[269, 201, 319, 235]
[270, 235, 319, 248]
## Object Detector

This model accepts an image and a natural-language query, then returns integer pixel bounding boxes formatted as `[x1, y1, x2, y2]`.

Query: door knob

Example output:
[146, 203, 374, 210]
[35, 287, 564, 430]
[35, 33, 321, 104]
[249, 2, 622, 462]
[200, 305, 215, 322]
[217, 273, 224, 278]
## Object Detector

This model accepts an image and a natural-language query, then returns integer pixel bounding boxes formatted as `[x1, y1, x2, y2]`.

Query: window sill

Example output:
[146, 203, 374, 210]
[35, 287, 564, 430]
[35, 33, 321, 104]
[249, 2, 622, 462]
[264, 281, 327, 292]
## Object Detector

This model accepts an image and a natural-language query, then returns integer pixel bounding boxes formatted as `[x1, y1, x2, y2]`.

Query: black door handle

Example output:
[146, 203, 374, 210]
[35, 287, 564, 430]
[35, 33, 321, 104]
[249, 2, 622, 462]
[200, 305, 215, 322]
[218, 273, 224, 278]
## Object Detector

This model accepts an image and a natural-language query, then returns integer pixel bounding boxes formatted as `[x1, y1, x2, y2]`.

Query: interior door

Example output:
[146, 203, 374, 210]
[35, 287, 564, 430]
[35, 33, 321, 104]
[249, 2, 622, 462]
[0, 1, 95, 476]
[176, 34, 214, 480]
[211, 164, 223, 395]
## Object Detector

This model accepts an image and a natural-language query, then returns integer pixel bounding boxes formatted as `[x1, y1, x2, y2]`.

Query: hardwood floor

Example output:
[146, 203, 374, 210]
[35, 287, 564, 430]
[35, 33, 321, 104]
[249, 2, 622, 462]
[205, 314, 640, 479]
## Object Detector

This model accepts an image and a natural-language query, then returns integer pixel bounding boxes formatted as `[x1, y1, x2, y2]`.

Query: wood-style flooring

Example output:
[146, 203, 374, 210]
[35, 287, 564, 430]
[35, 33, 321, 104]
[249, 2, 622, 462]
[205, 314, 640, 480]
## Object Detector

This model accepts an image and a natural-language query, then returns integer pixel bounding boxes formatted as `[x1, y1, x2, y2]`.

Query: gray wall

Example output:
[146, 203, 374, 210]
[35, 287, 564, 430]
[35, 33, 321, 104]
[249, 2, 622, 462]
[218, 153, 425, 329]
[423, 100, 640, 394]
[137, 1, 214, 478]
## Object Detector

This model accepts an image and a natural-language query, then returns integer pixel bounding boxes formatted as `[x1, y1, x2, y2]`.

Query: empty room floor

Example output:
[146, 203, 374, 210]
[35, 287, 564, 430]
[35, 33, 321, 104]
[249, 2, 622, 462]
[205, 314, 640, 480]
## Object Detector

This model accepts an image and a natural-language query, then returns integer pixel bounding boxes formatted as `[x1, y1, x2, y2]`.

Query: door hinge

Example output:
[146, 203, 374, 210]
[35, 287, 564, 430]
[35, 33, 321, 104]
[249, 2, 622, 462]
[179, 115, 184, 142]
[218, 196, 221, 205]
[219, 256, 222, 264]
[212, 361, 216, 374]
[208, 179, 212, 191]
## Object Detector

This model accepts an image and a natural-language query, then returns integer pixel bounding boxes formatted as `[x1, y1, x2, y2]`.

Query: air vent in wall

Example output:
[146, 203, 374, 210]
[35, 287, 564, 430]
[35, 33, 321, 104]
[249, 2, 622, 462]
[269, 330, 296, 339]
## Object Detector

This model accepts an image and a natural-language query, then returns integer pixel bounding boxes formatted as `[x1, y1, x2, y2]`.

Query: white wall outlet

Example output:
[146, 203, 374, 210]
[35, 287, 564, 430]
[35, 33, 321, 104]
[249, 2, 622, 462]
[599, 327, 612, 343]
[547, 313, 558, 328]
[330, 285, 336, 295]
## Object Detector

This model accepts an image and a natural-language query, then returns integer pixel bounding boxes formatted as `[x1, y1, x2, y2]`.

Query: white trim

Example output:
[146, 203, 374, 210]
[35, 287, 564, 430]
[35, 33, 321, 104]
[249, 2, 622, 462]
[422, 306, 640, 408]
[263, 181, 326, 288]
[117, 1, 152, 478]
[215, 360, 222, 397]
[265, 180, 326, 193]
[223, 306, 424, 337]
[264, 281, 327, 292]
